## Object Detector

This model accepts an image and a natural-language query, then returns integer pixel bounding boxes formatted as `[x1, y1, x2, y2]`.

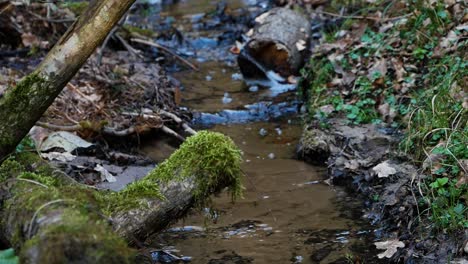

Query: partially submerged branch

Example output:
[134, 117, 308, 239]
[0, 131, 243, 263]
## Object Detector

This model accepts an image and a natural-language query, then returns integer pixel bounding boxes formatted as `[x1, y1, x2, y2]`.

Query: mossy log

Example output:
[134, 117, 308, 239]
[238, 7, 311, 79]
[0, 132, 243, 263]
[0, 0, 136, 162]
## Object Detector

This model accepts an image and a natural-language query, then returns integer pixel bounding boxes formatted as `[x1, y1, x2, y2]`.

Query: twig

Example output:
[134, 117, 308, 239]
[27, 11, 75, 23]
[114, 33, 143, 59]
[316, 10, 411, 22]
[158, 109, 197, 135]
[36, 121, 81, 131]
[16, 178, 49, 189]
[161, 125, 185, 141]
[122, 110, 196, 136]
[131, 38, 199, 71]
[96, 25, 119, 65]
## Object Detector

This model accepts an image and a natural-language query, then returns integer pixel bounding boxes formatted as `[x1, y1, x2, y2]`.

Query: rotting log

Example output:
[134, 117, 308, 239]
[238, 7, 311, 79]
[0, 131, 243, 263]
[0, 0, 137, 162]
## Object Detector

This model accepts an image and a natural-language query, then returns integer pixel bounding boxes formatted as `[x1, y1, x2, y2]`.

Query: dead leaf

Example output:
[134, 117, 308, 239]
[296, 39, 307, 51]
[378, 103, 396, 123]
[21, 33, 40, 48]
[95, 164, 117, 183]
[372, 161, 397, 178]
[40, 131, 93, 153]
[391, 58, 407, 82]
[367, 58, 387, 79]
[440, 30, 458, 49]
[345, 159, 360, 170]
[255, 12, 270, 24]
[375, 239, 405, 259]
[41, 152, 76, 162]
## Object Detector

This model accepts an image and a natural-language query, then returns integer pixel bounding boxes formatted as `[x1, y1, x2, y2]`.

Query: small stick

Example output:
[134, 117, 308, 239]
[316, 11, 411, 22]
[131, 38, 199, 71]
[161, 125, 185, 141]
[158, 110, 197, 135]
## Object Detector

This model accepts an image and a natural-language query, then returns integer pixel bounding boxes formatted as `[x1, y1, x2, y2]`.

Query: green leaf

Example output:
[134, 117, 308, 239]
[430, 177, 449, 189]
[453, 204, 465, 215]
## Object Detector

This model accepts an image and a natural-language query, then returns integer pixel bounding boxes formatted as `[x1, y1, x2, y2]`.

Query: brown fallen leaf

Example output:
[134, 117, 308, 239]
[375, 239, 405, 259]
[367, 58, 387, 80]
[372, 161, 397, 178]
[391, 58, 407, 83]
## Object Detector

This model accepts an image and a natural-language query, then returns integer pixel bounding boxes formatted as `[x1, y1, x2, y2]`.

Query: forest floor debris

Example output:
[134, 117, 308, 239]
[298, 0, 467, 262]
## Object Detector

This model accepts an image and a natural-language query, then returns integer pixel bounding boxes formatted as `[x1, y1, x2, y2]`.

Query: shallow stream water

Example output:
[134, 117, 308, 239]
[139, 1, 380, 262]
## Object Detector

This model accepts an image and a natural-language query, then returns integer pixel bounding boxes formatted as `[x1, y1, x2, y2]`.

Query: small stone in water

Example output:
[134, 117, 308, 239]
[248, 85, 259, 92]
[294, 256, 304, 263]
[231, 73, 243, 81]
[268, 153, 275, 159]
[222, 92, 232, 104]
[275, 127, 282, 135]
[259, 128, 268, 136]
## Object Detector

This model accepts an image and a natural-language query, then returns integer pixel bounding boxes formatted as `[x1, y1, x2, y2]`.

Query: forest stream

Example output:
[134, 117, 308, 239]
[137, 1, 380, 262]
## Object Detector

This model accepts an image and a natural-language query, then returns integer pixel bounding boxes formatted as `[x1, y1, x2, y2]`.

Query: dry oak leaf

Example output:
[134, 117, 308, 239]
[372, 161, 397, 178]
[375, 239, 405, 259]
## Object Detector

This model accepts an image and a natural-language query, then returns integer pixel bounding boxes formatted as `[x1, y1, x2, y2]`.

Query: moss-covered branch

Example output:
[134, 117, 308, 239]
[0, 131, 243, 263]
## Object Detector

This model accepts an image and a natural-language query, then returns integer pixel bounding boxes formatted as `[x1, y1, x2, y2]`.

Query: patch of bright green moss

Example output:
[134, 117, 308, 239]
[98, 131, 244, 213]
[21, 209, 134, 264]
[148, 130, 244, 205]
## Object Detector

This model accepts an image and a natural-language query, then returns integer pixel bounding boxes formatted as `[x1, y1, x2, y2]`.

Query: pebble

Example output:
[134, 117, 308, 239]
[267, 153, 275, 159]
[222, 92, 232, 104]
[275, 127, 282, 135]
[294, 256, 304, 263]
[231, 73, 243, 81]
[248, 85, 259, 92]
[205, 75, 212, 81]
[259, 128, 268, 136]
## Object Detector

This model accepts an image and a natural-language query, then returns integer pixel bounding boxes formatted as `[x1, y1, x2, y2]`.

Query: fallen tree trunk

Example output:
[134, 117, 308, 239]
[0, 0, 136, 162]
[238, 7, 311, 79]
[0, 131, 243, 263]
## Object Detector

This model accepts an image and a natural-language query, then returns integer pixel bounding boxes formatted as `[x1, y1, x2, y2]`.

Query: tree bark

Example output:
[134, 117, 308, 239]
[238, 7, 311, 79]
[0, 0, 136, 162]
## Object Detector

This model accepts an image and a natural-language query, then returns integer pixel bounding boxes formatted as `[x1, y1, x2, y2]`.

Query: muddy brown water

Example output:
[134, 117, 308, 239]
[140, 1, 380, 263]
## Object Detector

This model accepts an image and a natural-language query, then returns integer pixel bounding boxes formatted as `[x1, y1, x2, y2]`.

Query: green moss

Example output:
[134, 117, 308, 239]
[0, 73, 48, 150]
[18, 172, 58, 187]
[148, 131, 243, 205]
[0, 159, 24, 183]
[1, 132, 243, 262]
[97, 131, 243, 214]
[21, 209, 134, 264]
[97, 178, 164, 215]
